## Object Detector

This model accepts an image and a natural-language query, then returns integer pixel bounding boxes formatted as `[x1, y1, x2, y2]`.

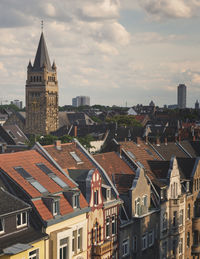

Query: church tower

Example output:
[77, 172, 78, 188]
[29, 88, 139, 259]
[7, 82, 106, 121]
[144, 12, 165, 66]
[25, 32, 58, 135]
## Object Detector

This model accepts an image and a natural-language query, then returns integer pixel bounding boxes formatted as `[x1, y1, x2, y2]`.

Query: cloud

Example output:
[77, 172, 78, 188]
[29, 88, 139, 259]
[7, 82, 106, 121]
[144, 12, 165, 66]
[137, 0, 200, 20]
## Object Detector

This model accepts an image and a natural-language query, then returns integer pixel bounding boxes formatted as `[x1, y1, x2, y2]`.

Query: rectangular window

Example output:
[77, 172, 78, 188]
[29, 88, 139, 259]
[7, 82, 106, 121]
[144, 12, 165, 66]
[78, 228, 82, 250]
[53, 200, 59, 216]
[59, 238, 69, 259]
[179, 210, 183, 226]
[106, 188, 111, 200]
[72, 231, 76, 253]
[122, 239, 129, 257]
[179, 238, 183, 255]
[106, 217, 110, 238]
[142, 234, 148, 250]
[70, 152, 82, 163]
[94, 190, 99, 205]
[173, 211, 177, 227]
[162, 241, 167, 258]
[73, 195, 79, 208]
[133, 236, 137, 252]
[172, 239, 176, 255]
[0, 218, 4, 234]
[29, 249, 39, 259]
[16, 212, 27, 228]
[148, 230, 154, 247]
[112, 216, 116, 235]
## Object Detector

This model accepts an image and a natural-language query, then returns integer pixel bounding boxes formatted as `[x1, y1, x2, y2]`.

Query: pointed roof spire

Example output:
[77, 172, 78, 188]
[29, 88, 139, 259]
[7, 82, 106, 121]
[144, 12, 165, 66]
[33, 32, 52, 71]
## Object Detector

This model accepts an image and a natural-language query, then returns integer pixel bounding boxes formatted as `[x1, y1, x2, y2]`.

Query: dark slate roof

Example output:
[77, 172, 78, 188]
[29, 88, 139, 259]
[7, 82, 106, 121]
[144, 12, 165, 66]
[112, 173, 135, 193]
[190, 141, 200, 156]
[3, 125, 28, 145]
[151, 142, 189, 160]
[178, 140, 198, 158]
[0, 188, 30, 216]
[148, 161, 170, 179]
[33, 32, 52, 71]
[176, 158, 196, 179]
[68, 169, 91, 182]
[0, 227, 47, 254]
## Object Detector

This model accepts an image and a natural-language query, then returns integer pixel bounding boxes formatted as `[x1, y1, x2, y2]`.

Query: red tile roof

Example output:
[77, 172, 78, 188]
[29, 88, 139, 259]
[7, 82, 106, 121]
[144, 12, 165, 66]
[44, 142, 94, 171]
[0, 150, 88, 221]
[94, 152, 135, 193]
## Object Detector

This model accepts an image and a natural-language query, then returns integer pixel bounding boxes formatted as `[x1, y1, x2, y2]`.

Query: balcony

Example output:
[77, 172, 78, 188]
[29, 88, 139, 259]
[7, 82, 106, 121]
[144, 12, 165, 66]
[93, 240, 112, 256]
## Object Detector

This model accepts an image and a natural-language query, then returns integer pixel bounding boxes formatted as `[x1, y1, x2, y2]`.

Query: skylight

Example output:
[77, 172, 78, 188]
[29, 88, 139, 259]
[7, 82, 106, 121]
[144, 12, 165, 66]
[36, 163, 68, 188]
[136, 161, 144, 168]
[14, 167, 48, 194]
[70, 152, 82, 163]
[145, 148, 153, 156]
[127, 151, 136, 159]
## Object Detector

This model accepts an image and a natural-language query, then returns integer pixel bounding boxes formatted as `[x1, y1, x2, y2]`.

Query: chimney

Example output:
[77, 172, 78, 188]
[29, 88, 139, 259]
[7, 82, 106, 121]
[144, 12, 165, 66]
[156, 137, 160, 146]
[164, 137, 167, 146]
[136, 137, 140, 146]
[74, 126, 77, 138]
[193, 135, 196, 141]
[145, 135, 148, 144]
[55, 140, 61, 151]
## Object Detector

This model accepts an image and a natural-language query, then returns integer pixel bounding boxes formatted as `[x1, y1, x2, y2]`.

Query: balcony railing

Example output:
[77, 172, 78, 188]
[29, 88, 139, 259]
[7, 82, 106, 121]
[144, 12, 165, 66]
[93, 240, 112, 256]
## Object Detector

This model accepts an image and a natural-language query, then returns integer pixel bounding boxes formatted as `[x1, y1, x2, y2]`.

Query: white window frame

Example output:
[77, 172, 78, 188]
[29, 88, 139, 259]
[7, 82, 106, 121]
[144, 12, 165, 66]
[0, 218, 4, 234]
[135, 197, 140, 216]
[77, 228, 82, 251]
[112, 216, 116, 236]
[73, 194, 79, 208]
[122, 239, 129, 257]
[59, 237, 69, 259]
[143, 195, 147, 207]
[106, 217, 110, 238]
[72, 230, 76, 254]
[106, 188, 111, 200]
[16, 211, 27, 228]
[53, 200, 59, 216]
[179, 209, 183, 226]
[179, 238, 183, 255]
[28, 249, 39, 259]
[148, 230, 154, 247]
[142, 233, 148, 251]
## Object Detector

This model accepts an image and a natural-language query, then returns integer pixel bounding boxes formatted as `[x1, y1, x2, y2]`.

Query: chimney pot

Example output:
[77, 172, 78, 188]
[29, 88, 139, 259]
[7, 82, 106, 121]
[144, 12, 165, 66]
[55, 140, 61, 150]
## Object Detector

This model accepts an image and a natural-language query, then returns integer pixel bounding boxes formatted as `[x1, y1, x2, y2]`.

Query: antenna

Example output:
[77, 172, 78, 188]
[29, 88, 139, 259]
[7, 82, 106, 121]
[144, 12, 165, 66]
[41, 20, 44, 32]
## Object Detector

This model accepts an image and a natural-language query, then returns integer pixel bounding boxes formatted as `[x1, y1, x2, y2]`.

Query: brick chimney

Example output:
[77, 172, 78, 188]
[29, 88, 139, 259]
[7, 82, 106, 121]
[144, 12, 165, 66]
[193, 135, 196, 141]
[55, 140, 61, 150]
[145, 135, 148, 144]
[156, 137, 160, 146]
[136, 137, 140, 146]
[164, 137, 167, 146]
[74, 126, 77, 137]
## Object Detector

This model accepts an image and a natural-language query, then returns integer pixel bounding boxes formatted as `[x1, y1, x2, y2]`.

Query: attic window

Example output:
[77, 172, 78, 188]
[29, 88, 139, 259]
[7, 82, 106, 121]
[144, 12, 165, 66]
[53, 200, 59, 216]
[106, 188, 111, 200]
[36, 163, 68, 188]
[73, 194, 80, 208]
[70, 152, 82, 163]
[16, 211, 27, 228]
[14, 167, 48, 194]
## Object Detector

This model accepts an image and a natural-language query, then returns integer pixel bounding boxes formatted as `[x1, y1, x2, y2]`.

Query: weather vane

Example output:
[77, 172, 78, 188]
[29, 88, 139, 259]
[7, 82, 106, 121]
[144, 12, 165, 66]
[41, 20, 44, 32]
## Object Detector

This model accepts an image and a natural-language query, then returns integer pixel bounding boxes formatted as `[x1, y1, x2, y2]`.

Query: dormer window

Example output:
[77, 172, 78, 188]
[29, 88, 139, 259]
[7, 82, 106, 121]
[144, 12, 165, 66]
[106, 188, 111, 200]
[16, 211, 27, 228]
[0, 218, 4, 234]
[186, 182, 190, 192]
[53, 200, 59, 216]
[70, 152, 82, 163]
[73, 194, 80, 208]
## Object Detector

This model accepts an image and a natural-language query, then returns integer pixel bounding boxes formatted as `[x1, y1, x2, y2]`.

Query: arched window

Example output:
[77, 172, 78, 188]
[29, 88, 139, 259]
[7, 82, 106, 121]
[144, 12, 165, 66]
[99, 225, 101, 242]
[135, 197, 141, 216]
[94, 222, 98, 244]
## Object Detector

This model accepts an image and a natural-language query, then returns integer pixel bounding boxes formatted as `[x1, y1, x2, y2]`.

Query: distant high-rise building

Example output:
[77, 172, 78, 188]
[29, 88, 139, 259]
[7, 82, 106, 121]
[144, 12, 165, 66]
[10, 100, 23, 109]
[177, 84, 186, 109]
[72, 96, 90, 107]
[195, 100, 199, 109]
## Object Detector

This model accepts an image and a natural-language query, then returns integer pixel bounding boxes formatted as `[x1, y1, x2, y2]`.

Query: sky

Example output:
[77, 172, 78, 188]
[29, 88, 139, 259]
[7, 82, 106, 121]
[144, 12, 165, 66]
[1, 0, 200, 107]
